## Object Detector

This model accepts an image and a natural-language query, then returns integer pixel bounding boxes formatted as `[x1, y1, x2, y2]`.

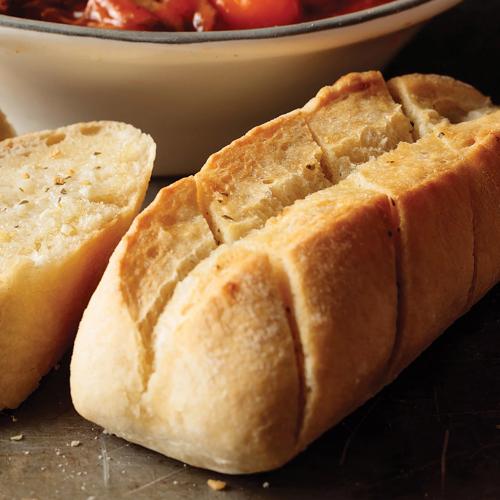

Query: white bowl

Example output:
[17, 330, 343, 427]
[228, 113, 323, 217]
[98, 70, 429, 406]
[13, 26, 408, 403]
[0, 0, 461, 175]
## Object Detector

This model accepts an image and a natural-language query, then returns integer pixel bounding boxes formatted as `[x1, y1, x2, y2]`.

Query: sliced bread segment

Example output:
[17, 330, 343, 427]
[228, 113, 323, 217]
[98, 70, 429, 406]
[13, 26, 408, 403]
[70, 75, 500, 475]
[352, 133, 475, 379]
[0, 122, 155, 409]
[196, 109, 329, 244]
[242, 179, 398, 449]
[388, 75, 500, 307]
[118, 176, 217, 389]
[435, 111, 500, 304]
[388, 74, 495, 139]
[304, 71, 413, 182]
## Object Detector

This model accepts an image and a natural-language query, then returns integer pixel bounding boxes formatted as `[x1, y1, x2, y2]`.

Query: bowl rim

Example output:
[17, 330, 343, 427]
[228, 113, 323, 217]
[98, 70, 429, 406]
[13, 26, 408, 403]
[0, 0, 436, 44]
[0, 0, 439, 44]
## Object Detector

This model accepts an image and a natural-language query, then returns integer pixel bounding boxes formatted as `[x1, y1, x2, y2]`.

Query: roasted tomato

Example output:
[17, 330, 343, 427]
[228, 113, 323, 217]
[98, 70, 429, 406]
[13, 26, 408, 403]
[4, 0, 396, 30]
[84, 0, 160, 29]
[192, 0, 216, 31]
[213, 0, 301, 29]
[152, 0, 195, 30]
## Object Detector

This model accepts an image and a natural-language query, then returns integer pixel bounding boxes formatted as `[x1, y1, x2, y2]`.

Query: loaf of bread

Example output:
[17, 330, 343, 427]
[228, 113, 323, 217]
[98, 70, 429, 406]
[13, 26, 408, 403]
[70, 73, 500, 474]
[0, 122, 155, 409]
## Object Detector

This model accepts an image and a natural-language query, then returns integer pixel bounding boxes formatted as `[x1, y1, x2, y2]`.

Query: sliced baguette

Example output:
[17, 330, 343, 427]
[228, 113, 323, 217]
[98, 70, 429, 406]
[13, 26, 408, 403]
[74, 71, 412, 393]
[0, 122, 155, 409]
[71, 74, 499, 473]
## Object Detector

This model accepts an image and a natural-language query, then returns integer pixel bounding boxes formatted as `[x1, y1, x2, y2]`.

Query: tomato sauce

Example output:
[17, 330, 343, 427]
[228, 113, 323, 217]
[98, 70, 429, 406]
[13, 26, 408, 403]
[0, 0, 396, 32]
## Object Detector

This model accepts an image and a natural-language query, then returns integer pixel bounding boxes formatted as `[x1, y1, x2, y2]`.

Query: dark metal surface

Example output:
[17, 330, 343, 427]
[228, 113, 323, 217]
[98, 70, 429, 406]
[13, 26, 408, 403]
[1, 1, 500, 498]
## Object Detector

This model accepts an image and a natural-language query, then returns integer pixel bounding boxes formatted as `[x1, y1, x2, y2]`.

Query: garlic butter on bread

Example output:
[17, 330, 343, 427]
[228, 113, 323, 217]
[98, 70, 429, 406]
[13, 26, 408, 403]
[0, 122, 155, 409]
[70, 73, 500, 473]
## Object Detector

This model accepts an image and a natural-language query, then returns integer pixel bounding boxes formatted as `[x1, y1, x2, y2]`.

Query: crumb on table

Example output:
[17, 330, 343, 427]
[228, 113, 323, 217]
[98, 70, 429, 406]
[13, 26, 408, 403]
[207, 479, 227, 491]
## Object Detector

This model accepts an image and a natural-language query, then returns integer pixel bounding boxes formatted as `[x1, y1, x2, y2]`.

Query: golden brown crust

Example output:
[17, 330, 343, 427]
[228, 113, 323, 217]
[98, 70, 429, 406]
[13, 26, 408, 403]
[196, 110, 328, 244]
[70, 74, 500, 474]
[120, 177, 216, 330]
[436, 112, 500, 304]
[305, 71, 413, 181]
[147, 249, 300, 472]
[387, 76, 500, 306]
[243, 180, 398, 447]
[73, 246, 301, 473]
[70, 250, 147, 426]
[196, 71, 412, 245]
[352, 134, 475, 378]
[388, 74, 494, 139]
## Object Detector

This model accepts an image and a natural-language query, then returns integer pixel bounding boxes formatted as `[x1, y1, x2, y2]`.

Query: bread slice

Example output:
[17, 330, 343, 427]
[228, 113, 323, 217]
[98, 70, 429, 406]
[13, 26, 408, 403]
[0, 109, 14, 141]
[0, 122, 155, 409]
[71, 74, 500, 474]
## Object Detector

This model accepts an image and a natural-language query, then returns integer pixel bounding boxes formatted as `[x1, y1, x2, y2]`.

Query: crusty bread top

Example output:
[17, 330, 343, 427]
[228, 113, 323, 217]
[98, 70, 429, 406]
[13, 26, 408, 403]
[196, 71, 413, 244]
[388, 74, 495, 139]
[0, 109, 14, 142]
[304, 71, 413, 182]
[196, 110, 329, 244]
[113, 71, 414, 361]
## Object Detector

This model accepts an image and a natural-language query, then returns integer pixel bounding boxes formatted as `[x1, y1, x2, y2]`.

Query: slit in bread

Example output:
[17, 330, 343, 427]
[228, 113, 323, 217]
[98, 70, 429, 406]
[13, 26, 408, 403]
[241, 181, 398, 449]
[351, 134, 475, 379]
[433, 116, 500, 305]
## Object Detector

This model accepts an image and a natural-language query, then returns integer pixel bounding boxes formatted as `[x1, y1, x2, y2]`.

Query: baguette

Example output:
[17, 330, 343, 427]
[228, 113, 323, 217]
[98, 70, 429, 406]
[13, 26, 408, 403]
[70, 73, 500, 473]
[0, 122, 155, 409]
